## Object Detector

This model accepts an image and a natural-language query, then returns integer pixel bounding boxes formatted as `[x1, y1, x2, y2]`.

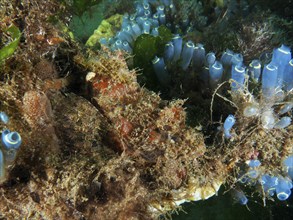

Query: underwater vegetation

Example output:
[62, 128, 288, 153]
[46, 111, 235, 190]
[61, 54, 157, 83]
[0, 0, 293, 219]
[0, 24, 21, 64]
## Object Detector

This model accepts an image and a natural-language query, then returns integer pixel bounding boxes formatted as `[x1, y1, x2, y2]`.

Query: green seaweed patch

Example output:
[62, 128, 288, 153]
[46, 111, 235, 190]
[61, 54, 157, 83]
[157, 26, 173, 56]
[67, 3, 104, 43]
[0, 24, 21, 64]
[86, 14, 123, 47]
[133, 26, 172, 90]
[133, 34, 158, 88]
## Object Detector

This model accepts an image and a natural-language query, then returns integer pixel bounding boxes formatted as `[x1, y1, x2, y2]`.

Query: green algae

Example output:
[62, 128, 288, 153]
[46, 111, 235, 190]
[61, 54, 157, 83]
[133, 26, 173, 89]
[0, 24, 21, 64]
[86, 14, 123, 47]
[68, 3, 104, 43]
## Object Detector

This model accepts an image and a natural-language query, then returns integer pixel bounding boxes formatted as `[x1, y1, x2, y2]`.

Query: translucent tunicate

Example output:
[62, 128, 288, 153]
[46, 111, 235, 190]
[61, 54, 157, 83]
[122, 14, 130, 29]
[231, 189, 248, 205]
[159, 14, 166, 25]
[248, 159, 261, 168]
[114, 40, 123, 50]
[151, 27, 159, 36]
[142, 20, 151, 34]
[172, 34, 182, 62]
[1, 129, 22, 150]
[231, 65, 246, 91]
[276, 177, 292, 201]
[260, 174, 278, 196]
[150, 18, 159, 27]
[117, 31, 133, 44]
[262, 63, 278, 99]
[248, 59, 261, 82]
[206, 52, 216, 66]
[123, 25, 134, 39]
[274, 116, 291, 129]
[279, 102, 293, 115]
[156, 5, 164, 15]
[164, 42, 174, 63]
[271, 45, 291, 88]
[136, 3, 144, 17]
[136, 16, 146, 28]
[181, 41, 194, 70]
[220, 49, 234, 67]
[131, 22, 142, 38]
[152, 56, 171, 86]
[129, 14, 136, 22]
[209, 61, 223, 89]
[231, 53, 243, 66]
[0, 112, 9, 124]
[243, 104, 259, 117]
[192, 43, 205, 68]
[261, 109, 275, 129]
[144, 10, 151, 18]
[223, 114, 235, 138]
[122, 41, 132, 53]
[143, 2, 150, 11]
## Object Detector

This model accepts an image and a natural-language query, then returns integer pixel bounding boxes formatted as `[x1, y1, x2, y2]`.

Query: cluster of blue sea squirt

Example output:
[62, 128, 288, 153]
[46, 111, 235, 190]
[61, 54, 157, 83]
[222, 44, 293, 204]
[234, 157, 293, 204]
[223, 46, 292, 136]
[100, 0, 192, 53]
[96, 0, 293, 205]
[0, 112, 22, 183]
[155, 40, 293, 203]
